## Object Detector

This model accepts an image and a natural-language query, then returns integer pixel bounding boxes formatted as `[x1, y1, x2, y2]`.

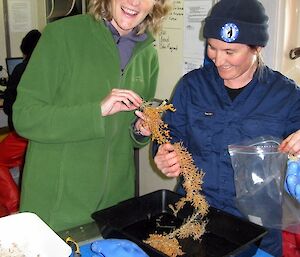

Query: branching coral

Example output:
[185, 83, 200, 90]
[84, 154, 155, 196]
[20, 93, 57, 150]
[140, 101, 209, 257]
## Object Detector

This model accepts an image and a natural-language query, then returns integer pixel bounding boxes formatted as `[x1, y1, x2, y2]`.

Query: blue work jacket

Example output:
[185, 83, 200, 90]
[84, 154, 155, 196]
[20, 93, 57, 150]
[162, 63, 300, 256]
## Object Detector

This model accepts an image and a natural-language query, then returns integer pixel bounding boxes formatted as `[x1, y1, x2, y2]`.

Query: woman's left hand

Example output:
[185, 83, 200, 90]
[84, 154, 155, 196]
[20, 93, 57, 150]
[279, 129, 300, 156]
[133, 110, 151, 137]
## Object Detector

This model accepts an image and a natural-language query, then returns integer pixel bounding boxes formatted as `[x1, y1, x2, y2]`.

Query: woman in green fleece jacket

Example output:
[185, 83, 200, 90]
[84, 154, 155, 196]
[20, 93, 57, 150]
[12, 0, 172, 232]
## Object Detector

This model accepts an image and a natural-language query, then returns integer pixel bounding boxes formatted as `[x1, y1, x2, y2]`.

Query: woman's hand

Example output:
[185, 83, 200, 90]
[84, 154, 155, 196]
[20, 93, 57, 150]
[101, 89, 142, 117]
[154, 143, 181, 177]
[279, 130, 300, 156]
[133, 110, 151, 137]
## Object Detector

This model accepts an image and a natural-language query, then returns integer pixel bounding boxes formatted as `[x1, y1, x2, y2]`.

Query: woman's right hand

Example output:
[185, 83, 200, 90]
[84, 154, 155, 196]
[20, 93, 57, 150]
[101, 89, 143, 117]
[154, 143, 181, 177]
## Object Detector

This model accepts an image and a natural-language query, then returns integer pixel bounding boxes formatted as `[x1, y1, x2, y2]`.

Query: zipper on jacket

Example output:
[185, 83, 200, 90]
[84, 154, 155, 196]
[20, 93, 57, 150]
[118, 35, 155, 88]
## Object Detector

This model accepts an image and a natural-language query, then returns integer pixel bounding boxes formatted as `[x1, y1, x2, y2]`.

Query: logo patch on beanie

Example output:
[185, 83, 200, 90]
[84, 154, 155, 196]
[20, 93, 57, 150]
[220, 23, 239, 43]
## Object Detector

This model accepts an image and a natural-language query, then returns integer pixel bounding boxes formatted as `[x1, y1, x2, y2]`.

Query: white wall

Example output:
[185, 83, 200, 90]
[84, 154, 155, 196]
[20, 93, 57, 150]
[278, 0, 300, 84]
[259, 0, 281, 69]
[260, 0, 300, 85]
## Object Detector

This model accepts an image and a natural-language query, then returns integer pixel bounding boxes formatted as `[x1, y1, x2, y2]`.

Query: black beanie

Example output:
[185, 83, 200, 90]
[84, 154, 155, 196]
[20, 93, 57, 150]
[20, 29, 41, 57]
[203, 0, 269, 46]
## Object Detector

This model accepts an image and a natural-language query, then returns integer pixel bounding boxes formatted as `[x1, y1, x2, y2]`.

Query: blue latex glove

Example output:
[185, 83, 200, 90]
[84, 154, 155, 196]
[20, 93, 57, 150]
[90, 239, 149, 257]
[285, 160, 300, 202]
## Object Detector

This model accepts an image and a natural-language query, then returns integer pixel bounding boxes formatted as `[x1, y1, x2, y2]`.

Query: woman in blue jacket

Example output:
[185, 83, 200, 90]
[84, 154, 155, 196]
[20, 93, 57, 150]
[152, 0, 300, 256]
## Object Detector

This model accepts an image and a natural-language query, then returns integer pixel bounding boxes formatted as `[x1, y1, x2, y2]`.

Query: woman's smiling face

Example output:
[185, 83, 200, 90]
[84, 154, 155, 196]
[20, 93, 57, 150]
[207, 38, 260, 88]
[111, 0, 155, 36]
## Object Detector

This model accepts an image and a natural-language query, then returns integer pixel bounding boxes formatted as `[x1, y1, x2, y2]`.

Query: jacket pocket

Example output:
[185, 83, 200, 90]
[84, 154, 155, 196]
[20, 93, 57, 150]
[186, 108, 221, 152]
[241, 115, 285, 138]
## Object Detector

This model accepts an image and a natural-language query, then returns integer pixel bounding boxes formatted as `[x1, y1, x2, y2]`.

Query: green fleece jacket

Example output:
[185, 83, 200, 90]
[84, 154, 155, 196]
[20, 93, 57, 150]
[13, 14, 159, 232]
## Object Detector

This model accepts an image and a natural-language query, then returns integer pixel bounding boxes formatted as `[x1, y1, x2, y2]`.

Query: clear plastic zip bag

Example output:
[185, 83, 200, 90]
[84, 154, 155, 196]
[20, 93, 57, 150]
[228, 136, 300, 232]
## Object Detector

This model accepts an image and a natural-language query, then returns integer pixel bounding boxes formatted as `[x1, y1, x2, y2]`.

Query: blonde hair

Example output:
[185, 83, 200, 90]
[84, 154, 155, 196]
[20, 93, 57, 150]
[87, 0, 173, 36]
[249, 45, 265, 80]
[250, 46, 264, 68]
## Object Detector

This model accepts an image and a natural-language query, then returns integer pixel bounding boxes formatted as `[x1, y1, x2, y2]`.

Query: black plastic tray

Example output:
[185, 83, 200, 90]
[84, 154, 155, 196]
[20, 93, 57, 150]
[91, 189, 267, 257]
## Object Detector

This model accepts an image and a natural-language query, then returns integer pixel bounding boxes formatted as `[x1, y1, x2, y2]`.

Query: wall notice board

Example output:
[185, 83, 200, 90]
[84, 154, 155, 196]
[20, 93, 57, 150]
[154, 0, 215, 100]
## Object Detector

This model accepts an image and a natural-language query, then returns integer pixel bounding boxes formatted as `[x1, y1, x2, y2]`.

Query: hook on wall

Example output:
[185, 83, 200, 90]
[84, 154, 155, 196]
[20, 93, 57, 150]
[289, 47, 300, 60]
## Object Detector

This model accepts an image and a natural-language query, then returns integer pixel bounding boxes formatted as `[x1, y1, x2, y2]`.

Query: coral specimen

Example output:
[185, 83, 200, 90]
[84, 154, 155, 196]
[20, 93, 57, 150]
[140, 101, 209, 256]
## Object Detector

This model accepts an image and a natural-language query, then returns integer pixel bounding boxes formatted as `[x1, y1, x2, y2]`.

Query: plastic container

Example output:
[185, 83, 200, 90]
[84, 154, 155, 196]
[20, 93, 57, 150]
[0, 212, 71, 257]
[92, 189, 267, 257]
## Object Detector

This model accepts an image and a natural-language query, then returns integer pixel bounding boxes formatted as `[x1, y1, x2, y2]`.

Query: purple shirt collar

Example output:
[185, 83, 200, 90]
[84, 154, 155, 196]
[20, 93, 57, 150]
[104, 20, 148, 71]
